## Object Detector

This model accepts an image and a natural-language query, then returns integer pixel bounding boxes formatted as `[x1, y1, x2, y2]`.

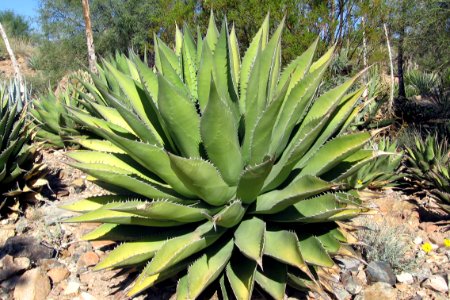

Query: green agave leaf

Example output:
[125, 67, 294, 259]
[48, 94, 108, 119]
[68, 162, 179, 201]
[197, 42, 214, 111]
[94, 240, 163, 270]
[185, 238, 234, 299]
[92, 127, 194, 197]
[201, 79, 242, 185]
[226, 256, 257, 300]
[299, 131, 372, 176]
[264, 230, 305, 270]
[250, 78, 290, 165]
[239, 13, 268, 113]
[74, 138, 125, 154]
[254, 175, 333, 214]
[205, 11, 219, 52]
[168, 154, 235, 206]
[82, 223, 191, 241]
[175, 24, 183, 56]
[213, 200, 246, 228]
[234, 217, 265, 265]
[298, 234, 334, 267]
[157, 75, 200, 158]
[236, 156, 274, 204]
[213, 21, 239, 112]
[144, 222, 224, 276]
[110, 200, 216, 223]
[155, 36, 182, 77]
[60, 195, 130, 213]
[228, 24, 240, 91]
[90, 102, 134, 134]
[64, 207, 183, 227]
[129, 52, 158, 103]
[269, 193, 363, 223]
[67, 151, 153, 181]
[182, 25, 198, 99]
[129, 260, 189, 297]
[315, 230, 341, 254]
[277, 37, 319, 96]
[255, 258, 287, 300]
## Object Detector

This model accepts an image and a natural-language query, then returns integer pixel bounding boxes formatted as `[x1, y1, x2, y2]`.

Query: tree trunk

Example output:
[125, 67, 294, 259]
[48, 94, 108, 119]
[81, 0, 98, 74]
[397, 25, 406, 98]
[0, 22, 25, 102]
[383, 23, 395, 112]
[362, 16, 368, 83]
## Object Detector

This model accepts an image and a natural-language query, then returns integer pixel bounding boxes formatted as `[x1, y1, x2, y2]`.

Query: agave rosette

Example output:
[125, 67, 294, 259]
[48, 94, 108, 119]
[63, 13, 383, 298]
[0, 81, 47, 213]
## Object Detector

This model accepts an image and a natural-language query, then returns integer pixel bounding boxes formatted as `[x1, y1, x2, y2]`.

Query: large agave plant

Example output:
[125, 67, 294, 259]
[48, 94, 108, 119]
[64, 14, 385, 298]
[0, 81, 47, 213]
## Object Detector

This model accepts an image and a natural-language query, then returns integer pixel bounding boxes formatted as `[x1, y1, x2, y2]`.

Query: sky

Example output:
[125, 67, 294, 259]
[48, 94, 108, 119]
[0, 0, 40, 28]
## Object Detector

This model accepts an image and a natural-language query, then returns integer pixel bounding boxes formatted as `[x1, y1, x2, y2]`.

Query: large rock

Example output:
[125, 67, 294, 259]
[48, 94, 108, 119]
[362, 282, 397, 300]
[421, 275, 448, 293]
[13, 268, 51, 300]
[365, 261, 396, 285]
[3, 236, 55, 262]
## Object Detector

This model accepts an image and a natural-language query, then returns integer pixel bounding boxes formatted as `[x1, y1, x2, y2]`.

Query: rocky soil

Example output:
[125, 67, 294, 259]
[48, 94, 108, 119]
[0, 149, 449, 300]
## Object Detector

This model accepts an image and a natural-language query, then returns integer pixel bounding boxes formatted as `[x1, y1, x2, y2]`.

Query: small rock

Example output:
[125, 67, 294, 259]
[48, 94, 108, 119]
[356, 270, 367, 285]
[419, 222, 438, 233]
[415, 266, 432, 283]
[421, 275, 448, 293]
[78, 251, 99, 267]
[344, 277, 362, 295]
[13, 268, 51, 300]
[0, 275, 20, 291]
[90, 240, 115, 250]
[362, 282, 397, 300]
[14, 219, 28, 234]
[3, 236, 55, 262]
[396, 272, 414, 284]
[0, 228, 15, 247]
[63, 280, 81, 295]
[80, 292, 97, 300]
[414, 236, 423, 245]
[365, 261, 396, 285]
[0, 255, 30, 281]
[336, 257, 361, 272]
[333, 286, 351, 300]
[47, 267, 70, 283]
[38, 258, 64, 271]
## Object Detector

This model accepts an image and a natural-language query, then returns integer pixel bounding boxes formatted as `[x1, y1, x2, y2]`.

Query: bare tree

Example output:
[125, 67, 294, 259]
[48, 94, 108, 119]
[384, 23, 395, 112]
[0, 22, 25, 100]
[81, 0, 98, 74]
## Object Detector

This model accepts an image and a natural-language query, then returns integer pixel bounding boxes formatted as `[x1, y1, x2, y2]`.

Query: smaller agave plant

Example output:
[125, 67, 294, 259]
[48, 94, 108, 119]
[404, 131, 450, 212]
[0, 81, 47, 214]
[63, 13, 388, 299]
[345, 137, 403, 190]
[31, 88, 81, 148]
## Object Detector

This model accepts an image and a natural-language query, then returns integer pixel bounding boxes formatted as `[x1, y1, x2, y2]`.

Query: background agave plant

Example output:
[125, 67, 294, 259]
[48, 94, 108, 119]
[403, 131, 450, 212]
[63, 13, 385, 298]
[31, 89, 81, 148]
[345, 137, 403, 190]
[31, 70, 94, 148]
[0, 81, 47, 214]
